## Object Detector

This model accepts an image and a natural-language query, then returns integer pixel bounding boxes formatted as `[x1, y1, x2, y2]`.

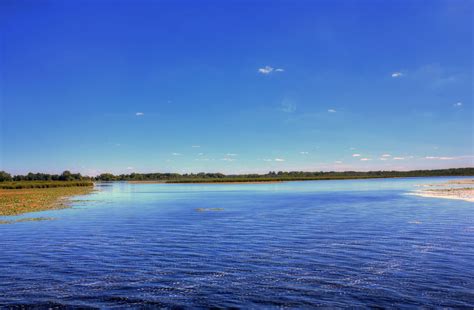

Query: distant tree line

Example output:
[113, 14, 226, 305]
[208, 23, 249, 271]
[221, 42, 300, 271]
[94, 167, 474, 182]
[1, 168, 472, 183]
[95, 172, 227, 181]
[0, 170, 91, 182]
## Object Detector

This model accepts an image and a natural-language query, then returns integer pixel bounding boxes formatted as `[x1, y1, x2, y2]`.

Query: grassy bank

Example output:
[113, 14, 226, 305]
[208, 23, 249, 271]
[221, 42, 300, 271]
[0, 183, 94, 216]
[0, 180, 93, 189]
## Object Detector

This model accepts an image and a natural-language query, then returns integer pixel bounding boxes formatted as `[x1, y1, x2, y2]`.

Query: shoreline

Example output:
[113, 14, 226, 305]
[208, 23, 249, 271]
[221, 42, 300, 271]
[1, 177, 473, 218]
[126, 175, 473, 185]
[411, 179, 474, 203]
[409, 191, 474, 202]
[128, 180, 285, 184]
[0, 186, 95, 217]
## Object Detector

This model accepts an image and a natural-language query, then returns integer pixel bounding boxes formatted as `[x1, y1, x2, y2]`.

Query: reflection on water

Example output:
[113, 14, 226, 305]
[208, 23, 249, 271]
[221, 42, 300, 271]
[0, 177, 473, 307]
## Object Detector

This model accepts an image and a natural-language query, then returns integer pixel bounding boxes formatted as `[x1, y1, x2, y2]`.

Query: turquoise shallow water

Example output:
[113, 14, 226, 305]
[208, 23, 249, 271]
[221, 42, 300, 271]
[0, 177, 473, 308]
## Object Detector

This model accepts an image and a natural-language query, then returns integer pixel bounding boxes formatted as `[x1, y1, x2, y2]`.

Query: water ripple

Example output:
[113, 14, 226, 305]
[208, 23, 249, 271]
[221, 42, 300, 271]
[0, 178, 473, 307]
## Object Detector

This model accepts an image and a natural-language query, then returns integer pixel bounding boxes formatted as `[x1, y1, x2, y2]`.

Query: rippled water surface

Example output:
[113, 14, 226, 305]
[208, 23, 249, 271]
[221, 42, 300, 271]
[1, 177, 473, 308]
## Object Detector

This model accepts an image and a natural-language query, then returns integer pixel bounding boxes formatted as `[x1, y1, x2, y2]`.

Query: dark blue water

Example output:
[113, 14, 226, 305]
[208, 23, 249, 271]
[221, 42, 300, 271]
[1, 178, 473, 308]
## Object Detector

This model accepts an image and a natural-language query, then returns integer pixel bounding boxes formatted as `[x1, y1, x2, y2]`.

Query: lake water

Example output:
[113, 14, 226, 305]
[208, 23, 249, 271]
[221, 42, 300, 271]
[0, 177, 473, 308]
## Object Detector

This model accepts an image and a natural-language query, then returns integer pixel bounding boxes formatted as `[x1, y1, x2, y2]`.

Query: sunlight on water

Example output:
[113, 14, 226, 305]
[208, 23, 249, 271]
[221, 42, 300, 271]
[0, 177, 473, 307]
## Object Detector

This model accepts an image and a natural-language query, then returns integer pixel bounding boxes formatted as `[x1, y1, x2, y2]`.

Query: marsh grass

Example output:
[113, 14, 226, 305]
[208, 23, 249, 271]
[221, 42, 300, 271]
[0, 186, 94, 216]
[0, 181, 93, 189]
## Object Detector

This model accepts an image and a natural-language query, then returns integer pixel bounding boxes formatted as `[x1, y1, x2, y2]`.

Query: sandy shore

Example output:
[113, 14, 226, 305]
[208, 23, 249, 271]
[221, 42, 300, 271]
[411, 179, 474, 202]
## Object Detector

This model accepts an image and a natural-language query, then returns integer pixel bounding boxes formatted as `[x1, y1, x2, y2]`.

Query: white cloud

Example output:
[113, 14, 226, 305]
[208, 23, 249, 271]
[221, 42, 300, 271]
[453, 102, 463, 107]
[300, 151, 309, 155]
[171, 153, 182, 156]
[391, 72, 403, 78]
[379, 158, 388, 161]
[126, 167, 134, 170]
[334, 161, 343, 164]
[360, 158, 371, 161]
[191, 145, 200, 148]
[382, 154, 391, 157]
[328, 109, 337, 113]
[352, 154, 361, 157]
[349, 147, 356, 150]
[226, 153, 237, 157]
[135, 112, 144, 116]
[258, 66, 274, 74]
[425, 156, 455, 160]
[197, 153, 204, 156]
[393, 157, 405, 160]
[262, 158, 292, 162]
[258, 66, 284, 75]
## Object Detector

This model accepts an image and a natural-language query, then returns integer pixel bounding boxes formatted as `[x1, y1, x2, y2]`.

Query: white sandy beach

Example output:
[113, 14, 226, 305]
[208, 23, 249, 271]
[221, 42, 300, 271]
[411, 179, 474, 202]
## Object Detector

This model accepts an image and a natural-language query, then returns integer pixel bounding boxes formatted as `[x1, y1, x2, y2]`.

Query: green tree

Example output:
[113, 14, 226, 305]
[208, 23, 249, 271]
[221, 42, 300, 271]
[60, 170, 73, 181]
[97, 173, 116, 181]
[0, 171, 12, 182]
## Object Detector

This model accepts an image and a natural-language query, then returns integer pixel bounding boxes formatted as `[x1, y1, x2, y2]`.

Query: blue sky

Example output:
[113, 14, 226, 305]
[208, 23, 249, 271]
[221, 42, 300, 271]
[1, 0, 472, 175]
